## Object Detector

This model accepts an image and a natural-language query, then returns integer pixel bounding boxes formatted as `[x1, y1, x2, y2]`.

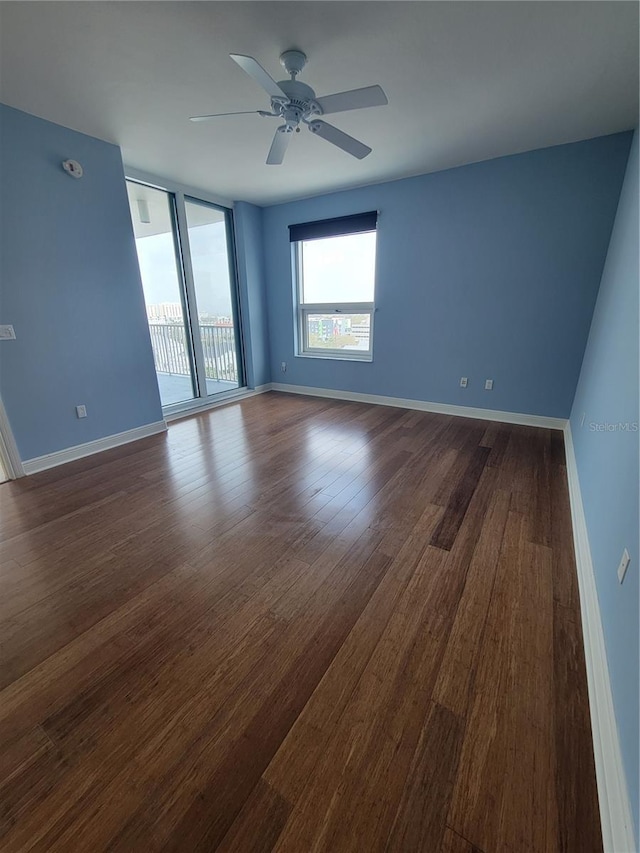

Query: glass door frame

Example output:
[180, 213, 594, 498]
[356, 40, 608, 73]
[180, 195, 245, 401]
[125, 170, 246, 417]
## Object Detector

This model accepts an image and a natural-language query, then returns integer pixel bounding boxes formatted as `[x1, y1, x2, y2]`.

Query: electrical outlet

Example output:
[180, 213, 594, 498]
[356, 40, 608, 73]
[459, 377, 468, 388]
[617, 548, 630, 584]
[485, 379, 494, 390]
[281, 361, 287, 373]
[76, 405, 87, 419]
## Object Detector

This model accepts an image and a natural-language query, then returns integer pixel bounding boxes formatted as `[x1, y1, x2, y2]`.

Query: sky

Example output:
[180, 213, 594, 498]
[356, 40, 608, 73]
[134, 225, 377, 318]
[135, 221, 233, 317]
[301, 232, 376, 303]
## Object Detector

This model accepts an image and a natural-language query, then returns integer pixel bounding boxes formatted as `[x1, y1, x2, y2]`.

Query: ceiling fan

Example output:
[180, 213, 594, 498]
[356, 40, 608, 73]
[190, 50, 388, 165]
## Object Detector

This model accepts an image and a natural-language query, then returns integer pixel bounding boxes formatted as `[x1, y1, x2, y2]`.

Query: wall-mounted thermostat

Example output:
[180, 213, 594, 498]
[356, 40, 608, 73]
[62, 159, 83, 178]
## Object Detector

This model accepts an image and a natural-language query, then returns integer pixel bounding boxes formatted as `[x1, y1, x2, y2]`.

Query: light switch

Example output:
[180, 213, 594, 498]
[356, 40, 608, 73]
[0, 325, 16, 340]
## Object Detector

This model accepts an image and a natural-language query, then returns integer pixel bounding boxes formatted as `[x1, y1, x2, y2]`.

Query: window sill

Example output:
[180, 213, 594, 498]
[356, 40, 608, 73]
[295, 351, 373, 363]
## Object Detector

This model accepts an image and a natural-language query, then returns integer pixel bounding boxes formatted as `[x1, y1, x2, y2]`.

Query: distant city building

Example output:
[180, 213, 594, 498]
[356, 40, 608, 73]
[147, 302, 183, 321]
[147, 303, 234, 327]
[308, 315, 353, 340]
[351, 323, 370, 342]
[305, 315, 372, 351]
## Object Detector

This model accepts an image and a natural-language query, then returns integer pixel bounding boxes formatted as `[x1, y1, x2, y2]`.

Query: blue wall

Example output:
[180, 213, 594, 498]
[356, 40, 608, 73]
[0, 104, 163, 460]
[570, 131, 639, 839]
[1, 99, 636, 834]
[234, 201, 270, 388]
[262, 133, 632, 418]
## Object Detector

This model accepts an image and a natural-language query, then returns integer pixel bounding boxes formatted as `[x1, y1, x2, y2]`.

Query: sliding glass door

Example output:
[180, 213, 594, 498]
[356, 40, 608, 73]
[184, 199, 240, 395]
[126, 182, 196, 407]
[126, 180, 243, 411]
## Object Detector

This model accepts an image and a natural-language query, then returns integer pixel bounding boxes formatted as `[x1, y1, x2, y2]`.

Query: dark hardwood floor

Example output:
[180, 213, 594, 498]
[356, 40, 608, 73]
[0, 392, 602, 852]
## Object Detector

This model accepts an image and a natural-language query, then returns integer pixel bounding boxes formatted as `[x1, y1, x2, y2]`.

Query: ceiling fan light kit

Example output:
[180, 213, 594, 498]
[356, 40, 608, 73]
[190, 49, 387, 166]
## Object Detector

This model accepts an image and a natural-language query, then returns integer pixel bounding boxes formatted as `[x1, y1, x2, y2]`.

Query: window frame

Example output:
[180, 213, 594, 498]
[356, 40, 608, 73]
[293, 226, 377, 363]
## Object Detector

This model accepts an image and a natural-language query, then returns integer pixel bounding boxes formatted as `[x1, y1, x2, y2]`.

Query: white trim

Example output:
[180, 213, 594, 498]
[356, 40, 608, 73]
[295, 350, 373, 363]
[0, 396, 24, 478]
[298, 304, 374, 361]
[269, 383, 566, 429]
[163, 384, 271, 423]
[294, 235, 376, 363]
[563, 422, 636, 853]
[16, 384, 266, 475]
[22, 421, 167, 475]
[299, 302, 373, 312]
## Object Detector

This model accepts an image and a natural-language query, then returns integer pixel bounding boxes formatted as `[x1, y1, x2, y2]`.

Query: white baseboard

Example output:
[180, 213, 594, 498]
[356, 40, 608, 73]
[163, 384, 271, 423]
[269, 382, 567, 430]
[563, 423, 636, 853]
[22, 420, 168, 475]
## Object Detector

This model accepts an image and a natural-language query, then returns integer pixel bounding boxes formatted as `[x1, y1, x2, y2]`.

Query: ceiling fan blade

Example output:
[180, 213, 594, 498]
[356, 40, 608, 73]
[315, 85, 388, 115]
[309, 120, 372, 160]
[190, 111, 262, 122]
[230, 54, 287, 100]
[266, 127, 292, 165]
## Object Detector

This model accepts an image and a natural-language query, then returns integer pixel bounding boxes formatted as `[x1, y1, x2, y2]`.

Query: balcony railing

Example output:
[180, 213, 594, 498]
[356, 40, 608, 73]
[148, 323, 238, 383]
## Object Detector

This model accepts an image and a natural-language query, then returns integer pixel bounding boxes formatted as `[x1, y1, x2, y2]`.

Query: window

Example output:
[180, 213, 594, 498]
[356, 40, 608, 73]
[291, 212, 378, 361]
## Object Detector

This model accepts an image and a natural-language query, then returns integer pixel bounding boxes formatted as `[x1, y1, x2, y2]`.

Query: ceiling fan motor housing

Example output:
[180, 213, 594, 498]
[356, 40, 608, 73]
[271, 79, 321, 127]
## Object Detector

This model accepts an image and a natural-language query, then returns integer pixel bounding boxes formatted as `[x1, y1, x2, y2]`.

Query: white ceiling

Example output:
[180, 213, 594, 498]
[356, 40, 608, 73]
[1, 2, 637, 206]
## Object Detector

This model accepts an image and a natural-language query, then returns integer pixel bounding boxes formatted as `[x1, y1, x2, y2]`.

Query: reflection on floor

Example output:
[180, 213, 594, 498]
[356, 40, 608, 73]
[0, 393, 602, 851]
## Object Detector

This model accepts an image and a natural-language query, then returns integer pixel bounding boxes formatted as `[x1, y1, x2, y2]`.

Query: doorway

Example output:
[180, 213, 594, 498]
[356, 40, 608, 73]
[126, 181, 244, 411]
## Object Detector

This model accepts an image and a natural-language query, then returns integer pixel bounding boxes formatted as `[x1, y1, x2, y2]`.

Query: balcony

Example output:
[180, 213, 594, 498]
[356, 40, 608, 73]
[148, 323, 240, 407]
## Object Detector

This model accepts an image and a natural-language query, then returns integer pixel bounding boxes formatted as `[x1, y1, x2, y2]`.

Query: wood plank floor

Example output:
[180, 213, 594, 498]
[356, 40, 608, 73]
[0, 392, 602, 852]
